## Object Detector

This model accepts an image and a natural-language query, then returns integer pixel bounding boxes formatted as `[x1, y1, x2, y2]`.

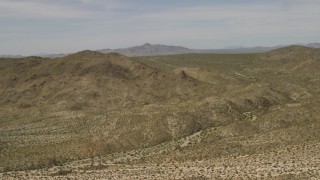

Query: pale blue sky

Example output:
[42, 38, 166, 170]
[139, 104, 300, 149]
[1, 0, 320, 55]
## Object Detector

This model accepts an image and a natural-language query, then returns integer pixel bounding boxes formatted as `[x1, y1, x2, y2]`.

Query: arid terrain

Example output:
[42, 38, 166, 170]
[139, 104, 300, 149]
[0, 45, 319, 179]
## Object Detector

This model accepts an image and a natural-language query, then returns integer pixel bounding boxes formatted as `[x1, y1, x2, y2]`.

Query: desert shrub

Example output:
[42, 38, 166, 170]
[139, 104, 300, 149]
[81, 164, 108, 171]
[70, 102, 87, 111]
[19, 103, 32, 108]
[51, 169, 72, 176]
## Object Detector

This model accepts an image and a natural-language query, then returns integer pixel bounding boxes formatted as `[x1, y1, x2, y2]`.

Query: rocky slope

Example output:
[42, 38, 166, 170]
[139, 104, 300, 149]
[0, 46, 319, 179]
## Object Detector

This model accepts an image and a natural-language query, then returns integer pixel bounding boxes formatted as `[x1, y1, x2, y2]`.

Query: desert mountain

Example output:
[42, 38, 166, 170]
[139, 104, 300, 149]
[0, 55, 24, 58]
[2, 43, 320, 58]
[99, 43, 192, 56]
[0, 46, 320, 179]
[0, 50, 214, 110]
[196, 43, 320, 54]
[97, 42, 320, 56]
[1, 50, 244, 170]
[100, 43, 320, 56]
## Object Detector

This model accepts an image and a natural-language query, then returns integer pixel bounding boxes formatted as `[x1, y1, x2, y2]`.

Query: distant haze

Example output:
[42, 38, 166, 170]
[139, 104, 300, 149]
[1, 43, 320, 58]
[0, 0, 320, 55]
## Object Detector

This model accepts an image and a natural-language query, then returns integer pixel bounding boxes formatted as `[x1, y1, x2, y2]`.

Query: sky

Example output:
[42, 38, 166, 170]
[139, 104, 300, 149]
[0, 0, 320, 55]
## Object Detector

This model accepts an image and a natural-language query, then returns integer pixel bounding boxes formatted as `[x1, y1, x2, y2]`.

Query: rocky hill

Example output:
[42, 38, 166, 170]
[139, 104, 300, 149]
[0, 46, 319, 179]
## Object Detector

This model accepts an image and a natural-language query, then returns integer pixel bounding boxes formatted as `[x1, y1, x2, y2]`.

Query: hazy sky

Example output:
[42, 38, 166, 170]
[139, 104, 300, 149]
[1, 0, 320, 55]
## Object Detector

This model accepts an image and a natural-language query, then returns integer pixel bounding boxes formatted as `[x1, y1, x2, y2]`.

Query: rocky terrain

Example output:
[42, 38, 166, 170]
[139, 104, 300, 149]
[0, 45, 319, 179]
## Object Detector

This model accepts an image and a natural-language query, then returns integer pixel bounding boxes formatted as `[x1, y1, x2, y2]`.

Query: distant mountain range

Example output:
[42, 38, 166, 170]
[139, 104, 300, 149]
[98, 43, 191, 56]
[0, 55, 24, 58]
[193, 43, 320, 54]
[1, 43, 320, 58]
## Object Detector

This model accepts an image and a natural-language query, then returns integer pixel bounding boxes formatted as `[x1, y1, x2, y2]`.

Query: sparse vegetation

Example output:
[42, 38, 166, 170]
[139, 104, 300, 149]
[0, 46, 320, 179]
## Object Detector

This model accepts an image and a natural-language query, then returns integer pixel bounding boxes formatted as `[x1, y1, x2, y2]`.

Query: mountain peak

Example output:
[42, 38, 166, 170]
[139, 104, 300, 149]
[65, 50, 106, 59]
[143, 43, 152, 46]
[268, 45, 313, 54]
[98, 43, 191, 56]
